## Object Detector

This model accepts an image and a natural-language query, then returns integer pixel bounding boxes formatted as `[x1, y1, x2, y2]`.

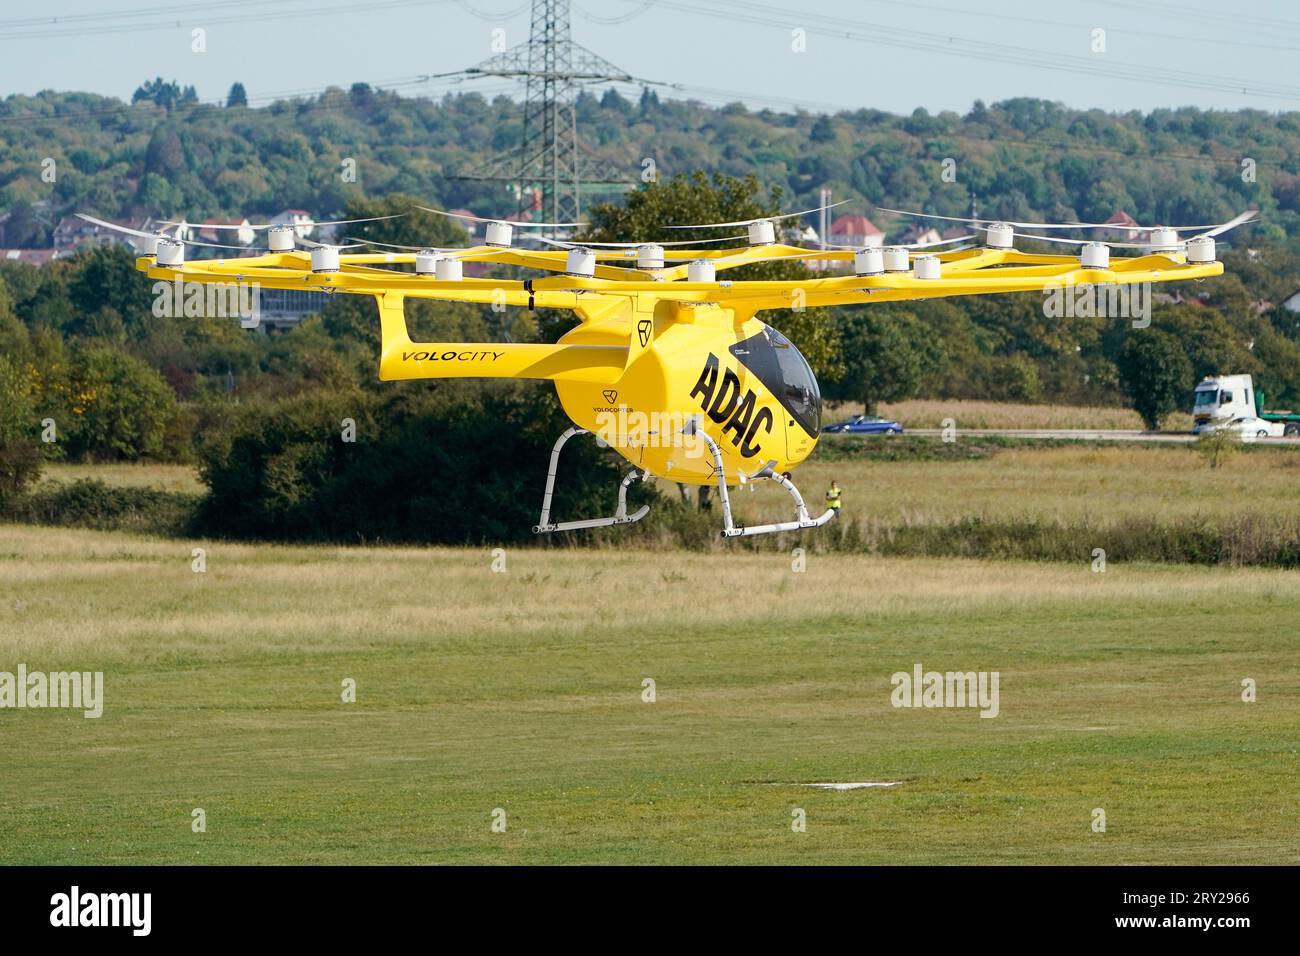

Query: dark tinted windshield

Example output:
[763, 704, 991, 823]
[729, 324, 821, 437]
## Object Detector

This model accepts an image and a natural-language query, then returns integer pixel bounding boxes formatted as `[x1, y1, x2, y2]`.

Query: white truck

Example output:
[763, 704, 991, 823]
[1191, 374, 1298, 438]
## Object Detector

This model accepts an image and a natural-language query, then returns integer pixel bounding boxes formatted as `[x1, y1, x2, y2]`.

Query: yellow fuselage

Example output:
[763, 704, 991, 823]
[553, 304, 818, 486]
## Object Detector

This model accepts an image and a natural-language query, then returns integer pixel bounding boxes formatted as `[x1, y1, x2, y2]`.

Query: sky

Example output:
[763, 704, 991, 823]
[0, 0, 1297, 116]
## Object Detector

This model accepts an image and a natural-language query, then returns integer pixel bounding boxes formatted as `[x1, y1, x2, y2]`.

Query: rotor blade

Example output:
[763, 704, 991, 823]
[1008, 232, 1153, 249]
[75, 213, 156, 240]
[413, 205, 582, 229]
[903, 234, 976, 249]
[877, 206, 1128, 230]
[875, 206, 985, 226]
[880, 205, 1259, 236]
[158, 214, 403, 231]
[1193, 210, 1259, 239]
[345, 237, 478, 252]
[534, 234, 749, 249]
[345, 237, 422, 250]
[665, 200, 849, 230]
[295, 236, 368, 250]
[75, 214, 265, 250]
[705, 248, 854, 270]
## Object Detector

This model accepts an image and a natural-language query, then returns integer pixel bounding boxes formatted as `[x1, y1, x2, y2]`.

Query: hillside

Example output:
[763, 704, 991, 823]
[1, 85, 1297, 240]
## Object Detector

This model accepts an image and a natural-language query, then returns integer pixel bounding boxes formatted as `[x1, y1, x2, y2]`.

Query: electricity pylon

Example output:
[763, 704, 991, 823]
[441, 0, 659, 222]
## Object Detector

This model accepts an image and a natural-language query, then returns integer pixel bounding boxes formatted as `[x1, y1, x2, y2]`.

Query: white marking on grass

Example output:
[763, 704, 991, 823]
[802, 782, 901, 790]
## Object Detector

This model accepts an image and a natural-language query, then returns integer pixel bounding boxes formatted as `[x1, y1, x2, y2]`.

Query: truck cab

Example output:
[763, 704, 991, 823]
[1192, 373, 1292, 438]
[1193, 374, 1258, 426]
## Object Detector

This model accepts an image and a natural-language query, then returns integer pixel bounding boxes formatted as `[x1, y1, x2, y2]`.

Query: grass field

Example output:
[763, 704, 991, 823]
[36, 443, 1300, 528]
[1, 524, 1297, 864]
[832, 399, 1195, 432]
[38, 462, 205, 495]
[788, 443, 1300, 525]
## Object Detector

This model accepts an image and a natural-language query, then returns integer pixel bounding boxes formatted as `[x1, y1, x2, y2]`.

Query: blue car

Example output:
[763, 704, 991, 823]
[822, 414, 904, 435]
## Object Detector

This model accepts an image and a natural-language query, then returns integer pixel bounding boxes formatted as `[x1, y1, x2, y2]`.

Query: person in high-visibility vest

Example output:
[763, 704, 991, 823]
[825, 480, 842, 517]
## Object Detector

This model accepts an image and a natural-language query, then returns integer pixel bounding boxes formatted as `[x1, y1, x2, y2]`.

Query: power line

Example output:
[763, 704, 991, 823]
[0, 0, 451, 40]
[642, 0, 1300, 102]
[864, 0, 1300, 53]
[573, 0, 656, 26]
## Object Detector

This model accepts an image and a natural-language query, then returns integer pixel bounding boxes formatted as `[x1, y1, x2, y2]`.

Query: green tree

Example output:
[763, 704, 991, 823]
[1116, 330, 1193, 429]
[66, 245, 155, 340]
[226, 82, 248, 108]
[132, 78, 197, 112]
[810, 115, 837, 143]
[64, 345, 176, 460]
[830, 309, 931, 413]
[1, 200, 48, 247]
[0, 356, 42, 502]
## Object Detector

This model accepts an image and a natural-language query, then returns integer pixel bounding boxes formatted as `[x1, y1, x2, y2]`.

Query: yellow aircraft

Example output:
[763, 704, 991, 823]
[85, 204, 1250, 538]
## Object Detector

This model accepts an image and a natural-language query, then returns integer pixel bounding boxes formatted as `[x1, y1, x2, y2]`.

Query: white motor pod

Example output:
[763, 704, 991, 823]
[854, 246, 884, 276]
[140, 234, 161, 257]
[310, 245, 340, 273]
[747, 219, 776, 246]
[688, 259, 716, 283]
[1080, 241, 1110, 269]
[435, 256, 463, 281]
[914, 255, 941, 280]
[415, 249, 442, 275]
[484, 220, 513, 247]
[565, 247, 596, 277]
[1185, 236, 1216, 263]
[1147, 227, 1181, 253]
[984, 222, 1015, 249]
[267, 224, 296, 252]
[155, 237, 185, 266]
[883, 246, 910, 272]
[636, 243, 665, 270]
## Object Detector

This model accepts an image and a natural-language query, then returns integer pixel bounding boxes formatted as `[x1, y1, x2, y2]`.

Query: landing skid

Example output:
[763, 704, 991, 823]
[533, 427, 651, 534]
[683, 418, 837, 539]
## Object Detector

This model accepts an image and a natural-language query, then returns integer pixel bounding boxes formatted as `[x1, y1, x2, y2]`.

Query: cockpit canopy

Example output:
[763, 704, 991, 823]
[729, 324, 821, 437]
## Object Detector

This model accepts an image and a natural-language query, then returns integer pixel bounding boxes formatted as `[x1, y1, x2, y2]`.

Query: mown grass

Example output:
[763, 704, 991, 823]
[0, 526, 1296, 864]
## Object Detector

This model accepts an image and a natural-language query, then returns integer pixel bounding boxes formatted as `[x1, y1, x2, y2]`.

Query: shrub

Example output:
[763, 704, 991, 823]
[1, 479, 197, 536]
[195, 381, 642, 544]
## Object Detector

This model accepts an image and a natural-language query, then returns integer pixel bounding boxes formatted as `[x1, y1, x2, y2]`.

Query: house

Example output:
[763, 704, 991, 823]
[53, 215, 161, 253]
[53, 215, 101, 249]
[2, 249, 62, 266]
[270, 209, 315, 238]
[828, 214, 883, 249]
[197, 217, 255, 246]
[1099, 211, 1149, 243]
[786, 224, 819, 245]
[447, 209, 478, 239]
[905, 226, 943, 247]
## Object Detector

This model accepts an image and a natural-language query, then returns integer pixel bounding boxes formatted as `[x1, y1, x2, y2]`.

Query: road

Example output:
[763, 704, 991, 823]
[904, 428, 1300, 445]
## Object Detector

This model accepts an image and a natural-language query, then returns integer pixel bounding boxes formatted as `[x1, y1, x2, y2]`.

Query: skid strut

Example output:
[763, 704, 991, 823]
[533, 427, 651, 534]
[683, 418, 836, 538]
